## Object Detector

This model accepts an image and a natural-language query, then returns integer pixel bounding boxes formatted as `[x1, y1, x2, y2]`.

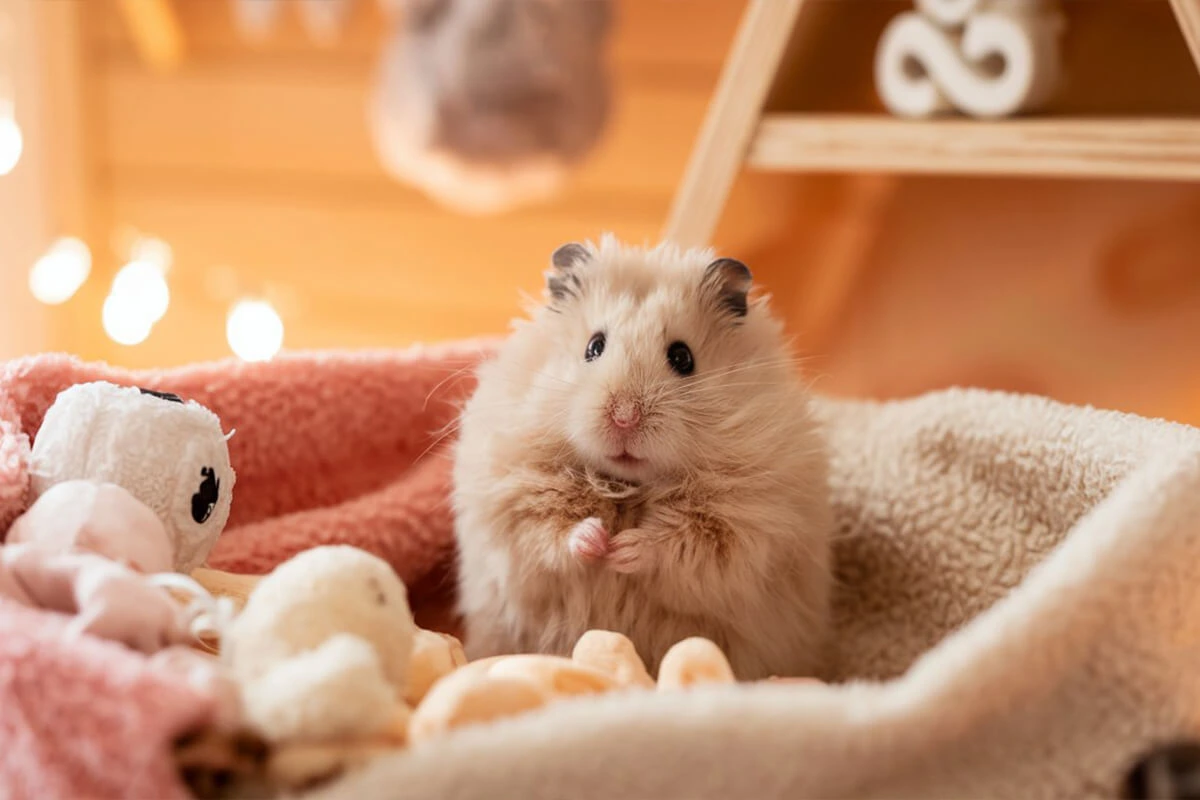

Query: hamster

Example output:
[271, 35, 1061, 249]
[451, 235, 833, 680]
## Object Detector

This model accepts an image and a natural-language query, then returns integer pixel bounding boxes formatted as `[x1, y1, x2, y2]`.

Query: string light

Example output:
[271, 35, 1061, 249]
[0, 6, 18, 176]
[0, 113, 21, 177]
[100, 235, 173, 346]
[129, 236, 173, 272]
[28, 237, 91, 305]
[111, 260, 170, 323]
[226, 299, 283, 362]
[102, 291, 154, 346]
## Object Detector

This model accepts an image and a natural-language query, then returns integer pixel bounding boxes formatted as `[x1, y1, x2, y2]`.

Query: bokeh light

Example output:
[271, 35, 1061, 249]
[0, 115, 22, 176]
[28, 237, 91, 305]
[226, 299, 284, 361]
[111, 259, 170, 323]
[102, 291, 154, 346]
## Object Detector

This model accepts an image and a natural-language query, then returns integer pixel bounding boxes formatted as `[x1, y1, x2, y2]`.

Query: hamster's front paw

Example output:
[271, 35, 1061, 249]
[607, 529, 655, 575]
[568, 517, 609, 564]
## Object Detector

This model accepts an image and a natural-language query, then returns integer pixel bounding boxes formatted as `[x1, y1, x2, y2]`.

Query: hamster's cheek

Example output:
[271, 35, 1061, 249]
[565, 401, 603, 452]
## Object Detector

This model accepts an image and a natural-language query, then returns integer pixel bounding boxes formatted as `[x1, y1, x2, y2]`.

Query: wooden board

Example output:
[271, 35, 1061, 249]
[96, 57, 721, 199]
[749, 114, 1200, 181]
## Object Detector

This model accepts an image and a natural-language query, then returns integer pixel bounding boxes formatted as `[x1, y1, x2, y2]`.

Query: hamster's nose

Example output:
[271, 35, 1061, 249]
[608, 398, 641, 430]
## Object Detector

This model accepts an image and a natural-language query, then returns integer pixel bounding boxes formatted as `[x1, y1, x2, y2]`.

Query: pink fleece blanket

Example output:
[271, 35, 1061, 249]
[0, 340, 496, 799]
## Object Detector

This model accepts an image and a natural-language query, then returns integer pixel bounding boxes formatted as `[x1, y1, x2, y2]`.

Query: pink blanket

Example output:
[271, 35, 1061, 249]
[0, 340, 496, 799]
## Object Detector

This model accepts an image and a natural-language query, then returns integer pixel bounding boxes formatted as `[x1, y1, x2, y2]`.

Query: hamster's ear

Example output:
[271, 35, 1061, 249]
[702, 258, 752, 319]
[546, 242, 592, 303]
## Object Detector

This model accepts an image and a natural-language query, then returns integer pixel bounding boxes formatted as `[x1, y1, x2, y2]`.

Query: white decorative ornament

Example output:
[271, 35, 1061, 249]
[875, 0, 1064, 119]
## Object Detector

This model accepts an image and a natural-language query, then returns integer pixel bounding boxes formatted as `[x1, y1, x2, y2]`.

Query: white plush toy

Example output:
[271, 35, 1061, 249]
[28, 382, 235, 573]
[222, 545, 417, 743]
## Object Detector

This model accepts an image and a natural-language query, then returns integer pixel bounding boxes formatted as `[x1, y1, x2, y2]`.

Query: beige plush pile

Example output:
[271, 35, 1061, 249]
[305, 388, 1200, 799]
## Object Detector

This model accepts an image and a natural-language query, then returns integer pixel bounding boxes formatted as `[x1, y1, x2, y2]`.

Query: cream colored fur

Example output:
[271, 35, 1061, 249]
[452, 237, 832, 679]
[307, 388, 1200, 799]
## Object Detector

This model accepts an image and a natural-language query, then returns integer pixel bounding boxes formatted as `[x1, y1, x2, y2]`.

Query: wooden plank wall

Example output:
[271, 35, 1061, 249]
[57, 0, 813, 368]
[34, 0, 1200, 426]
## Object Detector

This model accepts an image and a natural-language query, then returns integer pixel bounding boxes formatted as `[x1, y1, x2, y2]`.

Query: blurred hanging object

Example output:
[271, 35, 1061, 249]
[298, 0, 352, 44]
[231, 0, 283, 40]
[230, 0, 351, 43]
[368, 0, 614, 214]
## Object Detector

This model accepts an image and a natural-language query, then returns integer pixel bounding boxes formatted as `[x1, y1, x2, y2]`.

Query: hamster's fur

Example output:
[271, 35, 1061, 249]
[452, 236, 833, 680]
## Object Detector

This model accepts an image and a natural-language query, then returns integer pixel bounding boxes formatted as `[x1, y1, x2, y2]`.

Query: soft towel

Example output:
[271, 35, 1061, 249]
[299, 388, 1200, 799]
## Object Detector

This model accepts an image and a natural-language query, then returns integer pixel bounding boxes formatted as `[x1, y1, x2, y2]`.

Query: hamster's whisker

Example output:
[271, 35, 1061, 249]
[683, 357, 812, 387]
[530, 370, 578, 388]
[421, 361, 486, 412]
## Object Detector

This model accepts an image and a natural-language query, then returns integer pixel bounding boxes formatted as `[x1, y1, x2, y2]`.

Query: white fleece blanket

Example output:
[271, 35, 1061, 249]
[304, 388, 1200, 799]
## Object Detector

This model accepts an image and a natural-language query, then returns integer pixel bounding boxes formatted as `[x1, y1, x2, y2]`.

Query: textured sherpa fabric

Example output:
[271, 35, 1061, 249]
[0, 597, 213, 800]
[0, 341, 495, 586]
[4, 345, 1200, 798]
[300, 389, 1200, 800]
[0, 342, 493, 798]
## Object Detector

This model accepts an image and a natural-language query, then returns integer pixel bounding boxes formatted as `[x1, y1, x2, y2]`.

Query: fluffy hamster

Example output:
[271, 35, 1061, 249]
[452, 235, 833, 680]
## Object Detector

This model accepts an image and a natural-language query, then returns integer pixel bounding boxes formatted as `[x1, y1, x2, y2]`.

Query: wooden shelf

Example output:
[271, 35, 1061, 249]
[747, 114, 1200, 181]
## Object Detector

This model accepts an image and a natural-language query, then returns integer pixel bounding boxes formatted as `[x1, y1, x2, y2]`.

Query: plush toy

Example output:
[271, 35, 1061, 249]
[369, 0, 614, 214]
[1, 478, 235, 656]
[0, 545, 189, 653]
[178, 552, 821, 793]
[27, 382, 235, 573]
[7, 480, 175, 574]
[221, 545, 417, 743]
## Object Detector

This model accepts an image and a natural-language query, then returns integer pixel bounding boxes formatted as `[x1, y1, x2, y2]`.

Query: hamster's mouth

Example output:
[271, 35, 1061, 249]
[608, 451, 643, 467]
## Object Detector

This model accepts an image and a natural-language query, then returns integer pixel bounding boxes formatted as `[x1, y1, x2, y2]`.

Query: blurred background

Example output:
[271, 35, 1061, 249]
[1, 0, 1199, 424]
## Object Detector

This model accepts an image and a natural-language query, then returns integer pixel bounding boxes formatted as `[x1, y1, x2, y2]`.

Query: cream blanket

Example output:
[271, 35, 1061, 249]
[305, 388, 1200, 799]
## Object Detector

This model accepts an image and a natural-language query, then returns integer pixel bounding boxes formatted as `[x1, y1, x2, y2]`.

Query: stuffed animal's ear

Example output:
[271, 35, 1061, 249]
[702, 257, 752, 319]
[546, 242, 592, 302]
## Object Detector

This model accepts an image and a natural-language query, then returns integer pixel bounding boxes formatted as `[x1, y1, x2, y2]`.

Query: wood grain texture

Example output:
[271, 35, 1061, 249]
[749, 114, 1200, 181]
[96, 58, 719, 198]
[52, 0, 763, 367]
[116, 0, 185, 71]
[1168, 0, 1200, 76]
[662, 0, 806, 247]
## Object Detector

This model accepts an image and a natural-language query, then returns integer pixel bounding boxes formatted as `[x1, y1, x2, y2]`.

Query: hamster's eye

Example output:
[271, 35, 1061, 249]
[585, 332, 606, 362]
[666, 341, 695, 376]
[191, 466, 220, 524]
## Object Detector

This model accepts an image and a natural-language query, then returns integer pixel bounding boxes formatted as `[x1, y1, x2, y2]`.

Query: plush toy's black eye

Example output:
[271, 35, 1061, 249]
[585, 332, 606, 362]
[140, 387, 184, 404]
[666, 341, 694, 376]
[191, 467, 220, 524]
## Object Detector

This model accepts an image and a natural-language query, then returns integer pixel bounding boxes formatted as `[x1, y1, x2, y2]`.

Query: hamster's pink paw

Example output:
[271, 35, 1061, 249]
[607, 529, 654, 574]
[568, 517, 609, 564]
